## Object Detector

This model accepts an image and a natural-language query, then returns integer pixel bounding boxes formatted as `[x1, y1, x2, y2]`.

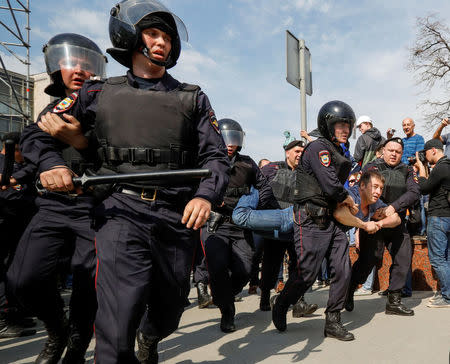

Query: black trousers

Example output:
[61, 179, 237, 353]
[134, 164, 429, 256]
[7, 197, 97, 340]
[192, 239, 209, 285]
[259, 236, 296, 292]
[94, 192, 195, 364]
[0, 210, 35, 312]
[201, 222, 253, 308]
[277, 210, 351, 312]
[349, 223, 412, 292]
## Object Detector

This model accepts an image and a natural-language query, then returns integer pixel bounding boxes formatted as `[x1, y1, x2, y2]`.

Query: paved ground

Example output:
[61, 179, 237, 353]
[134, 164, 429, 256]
[1, 286, 449, 364]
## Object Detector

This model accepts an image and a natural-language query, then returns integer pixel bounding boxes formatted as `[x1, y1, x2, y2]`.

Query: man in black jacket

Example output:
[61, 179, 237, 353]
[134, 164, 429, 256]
[414, 139, 450, 308]
[0, 132, 37, 338]
[354, 115, 385, 167]
[202, 118, 277, 333]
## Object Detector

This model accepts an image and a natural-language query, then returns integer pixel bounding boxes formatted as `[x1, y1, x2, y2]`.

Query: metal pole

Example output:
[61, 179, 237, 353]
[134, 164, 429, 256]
[299, 39, 307, 133]
[25, 0, 30, 125]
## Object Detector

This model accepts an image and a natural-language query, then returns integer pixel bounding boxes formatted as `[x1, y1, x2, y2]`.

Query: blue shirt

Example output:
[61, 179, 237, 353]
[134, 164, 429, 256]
[348, 186, 387, 222]
[401, 134, 425, 164]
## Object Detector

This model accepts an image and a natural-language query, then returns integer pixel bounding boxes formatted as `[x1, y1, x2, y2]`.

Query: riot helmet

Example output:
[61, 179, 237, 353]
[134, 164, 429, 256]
[218, 118, 245, 151]
[43, 33, 106, 97]
[317, 100, 355, 142]
[107, 0, 188, 69]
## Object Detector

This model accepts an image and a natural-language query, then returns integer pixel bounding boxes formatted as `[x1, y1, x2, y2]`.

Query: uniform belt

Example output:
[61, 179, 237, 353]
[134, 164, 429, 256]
[115, 186, 158, 201]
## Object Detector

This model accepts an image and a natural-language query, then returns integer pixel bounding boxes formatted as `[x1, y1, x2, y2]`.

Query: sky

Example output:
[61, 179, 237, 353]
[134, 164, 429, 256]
[2, 0, 450, 163]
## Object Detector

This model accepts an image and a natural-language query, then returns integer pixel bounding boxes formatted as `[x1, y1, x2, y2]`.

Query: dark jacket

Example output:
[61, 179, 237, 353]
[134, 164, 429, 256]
[354, 127, 385, 166]
[418, 156, 450, 217]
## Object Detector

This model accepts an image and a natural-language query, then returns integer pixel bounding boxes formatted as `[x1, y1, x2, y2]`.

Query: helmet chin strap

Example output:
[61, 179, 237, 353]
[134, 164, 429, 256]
[140, 45, 169, 67]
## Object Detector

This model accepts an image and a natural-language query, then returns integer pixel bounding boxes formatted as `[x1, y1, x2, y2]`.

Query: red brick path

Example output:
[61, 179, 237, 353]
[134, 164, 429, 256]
[349, 237, 439, 291]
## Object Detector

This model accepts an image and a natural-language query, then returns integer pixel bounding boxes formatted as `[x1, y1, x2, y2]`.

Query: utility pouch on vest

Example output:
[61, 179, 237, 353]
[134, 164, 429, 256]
[304, 202, 331, 230]
[207, 211, 229, 233]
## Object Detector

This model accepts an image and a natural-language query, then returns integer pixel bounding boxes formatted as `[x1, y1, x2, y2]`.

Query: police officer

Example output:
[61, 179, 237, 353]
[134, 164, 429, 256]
[258, 139, 317, 317]
[7, 34, 106, 363]
[271, 100, 358, 341]
[345, 137, 420, 316]
[0, 132, 37, 338]
[33, 1, 230, 362]
[201, 118, 277, 333]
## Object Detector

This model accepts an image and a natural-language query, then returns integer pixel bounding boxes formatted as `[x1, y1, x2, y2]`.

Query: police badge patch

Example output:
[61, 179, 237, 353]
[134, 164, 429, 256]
[52, 92, 78, 113]
[209, 110, 220, 134]
[319, 150, 331, 167]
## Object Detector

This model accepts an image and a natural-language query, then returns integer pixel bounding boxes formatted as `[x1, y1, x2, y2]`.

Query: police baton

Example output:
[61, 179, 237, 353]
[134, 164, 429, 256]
[36, 168, 212, 190]
[0, 139, 15, 186]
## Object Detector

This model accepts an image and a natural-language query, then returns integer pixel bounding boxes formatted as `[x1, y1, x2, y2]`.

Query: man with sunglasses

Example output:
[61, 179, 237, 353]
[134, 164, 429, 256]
[345, 138, 420, 316]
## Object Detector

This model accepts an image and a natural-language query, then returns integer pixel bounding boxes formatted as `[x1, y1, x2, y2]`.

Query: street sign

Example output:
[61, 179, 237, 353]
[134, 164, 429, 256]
[286, 31, 312, 95]
[286, 30, 312, 134]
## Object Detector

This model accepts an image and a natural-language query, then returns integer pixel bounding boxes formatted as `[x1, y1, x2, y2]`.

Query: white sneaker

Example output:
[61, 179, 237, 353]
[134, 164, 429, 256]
[428, 291, 442, 303]
[427, 297, 450, 308]
[354, 288, 373, 296]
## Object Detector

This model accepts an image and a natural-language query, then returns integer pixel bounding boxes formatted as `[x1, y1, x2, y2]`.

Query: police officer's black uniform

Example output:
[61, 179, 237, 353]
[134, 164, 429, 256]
[7, 33, 105, 363]
[271, 101, 356, 340]
[0, 133, 37, 338]
[346, 140, 420, 315]
[201, 118, 277, 333]
[63, 4, 230, 362]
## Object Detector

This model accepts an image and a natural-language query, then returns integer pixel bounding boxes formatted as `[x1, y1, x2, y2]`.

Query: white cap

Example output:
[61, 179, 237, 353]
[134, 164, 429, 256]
[356, 115, 373, 127]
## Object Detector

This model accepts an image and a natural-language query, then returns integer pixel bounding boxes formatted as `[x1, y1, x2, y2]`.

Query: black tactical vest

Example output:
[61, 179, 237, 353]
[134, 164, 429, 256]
[269, 161, 295, 209]
[95, 76, 199, 186]
[372, 160, 409, 204]
[294, 138, 352, 207]
[222, 154, 255, 210]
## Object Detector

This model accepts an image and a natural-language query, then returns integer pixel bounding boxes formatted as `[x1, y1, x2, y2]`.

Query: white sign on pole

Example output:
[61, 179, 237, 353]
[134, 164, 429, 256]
[286, 30, 312, 96]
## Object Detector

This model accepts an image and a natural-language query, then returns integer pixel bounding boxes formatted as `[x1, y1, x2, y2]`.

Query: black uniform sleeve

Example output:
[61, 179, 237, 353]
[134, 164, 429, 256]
[252, 160, 279, 209]
[192, 91, 230, 206]
[19, 102, 68, 174]
[304, 140, 349, 203]
[391, 166, 421, 212]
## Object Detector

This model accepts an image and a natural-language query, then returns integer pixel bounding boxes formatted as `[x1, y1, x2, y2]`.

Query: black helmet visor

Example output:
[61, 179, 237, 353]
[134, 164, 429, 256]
[45, 44, 106, 77]
[117, 0, 188, 42]
[221, 130, 245, 147]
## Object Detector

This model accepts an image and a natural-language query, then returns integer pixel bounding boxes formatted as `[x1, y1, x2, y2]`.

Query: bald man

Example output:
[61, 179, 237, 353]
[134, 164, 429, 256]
[399, 118, 424, 165]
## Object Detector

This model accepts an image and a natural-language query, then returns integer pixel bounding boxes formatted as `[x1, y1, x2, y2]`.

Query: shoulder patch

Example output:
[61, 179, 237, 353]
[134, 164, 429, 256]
[52, 92, 78, 113]
[319, 150, 331, 167]
[209, 110, 220, 134]
[413, 170, 419, 183]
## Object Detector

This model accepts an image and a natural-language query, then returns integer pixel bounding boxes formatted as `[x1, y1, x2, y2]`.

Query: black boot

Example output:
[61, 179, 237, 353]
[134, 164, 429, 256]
[259, 289, 271, 311]
[0, 311, 36, 338]
[36, 316, 70, 364]
[219, 303, 236, 333]
[61, 325, 92, 364]
[292, 296, 318, 318]
[197, 282, 212, 309]
[385, 291, 414, 316]
[271, 294, 289, 332]
[136, 330, 159, 364]
[324, 311, 354, 341]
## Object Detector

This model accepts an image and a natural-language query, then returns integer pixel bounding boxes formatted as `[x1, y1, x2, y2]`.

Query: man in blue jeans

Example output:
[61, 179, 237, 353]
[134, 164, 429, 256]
[414, 139, 450, 308]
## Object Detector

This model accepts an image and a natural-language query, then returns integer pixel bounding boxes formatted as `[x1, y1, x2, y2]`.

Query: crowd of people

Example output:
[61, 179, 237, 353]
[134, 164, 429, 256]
[0, 0, 449, 363]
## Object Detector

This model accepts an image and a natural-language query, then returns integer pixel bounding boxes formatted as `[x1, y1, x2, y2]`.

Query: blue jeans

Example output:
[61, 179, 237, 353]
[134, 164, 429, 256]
[362, 266, 375, 291]
[232, 187, 293, 236]
[427, 216, 450, 301]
